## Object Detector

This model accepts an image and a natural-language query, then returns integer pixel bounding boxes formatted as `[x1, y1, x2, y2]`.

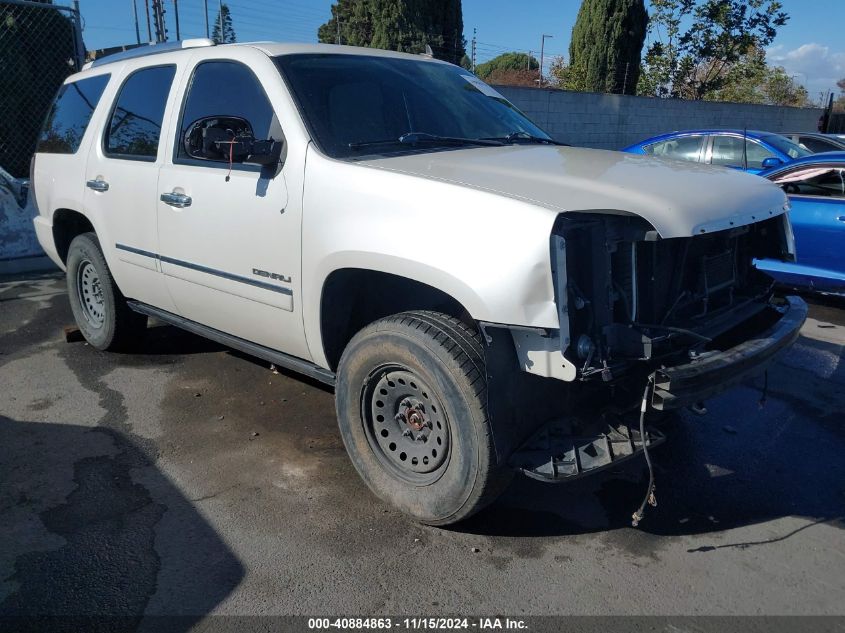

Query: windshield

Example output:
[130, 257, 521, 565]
[761, 134, 812, 160]
[275, 53, 551, 159]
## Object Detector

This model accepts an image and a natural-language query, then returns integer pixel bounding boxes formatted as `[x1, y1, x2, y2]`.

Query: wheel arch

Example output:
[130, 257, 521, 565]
[318, 267, 481, 372]
[52, 208, 96, 264]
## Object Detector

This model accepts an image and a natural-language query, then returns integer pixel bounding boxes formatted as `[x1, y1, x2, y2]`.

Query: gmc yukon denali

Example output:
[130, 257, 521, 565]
[31, 40, 807, 525]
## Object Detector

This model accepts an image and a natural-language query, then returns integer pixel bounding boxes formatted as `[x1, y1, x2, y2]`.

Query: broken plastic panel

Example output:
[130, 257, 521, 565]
[509, 415, 665, 482]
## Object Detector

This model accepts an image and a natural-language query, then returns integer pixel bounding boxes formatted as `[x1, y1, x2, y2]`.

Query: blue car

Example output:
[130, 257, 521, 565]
[623, 129, 811, 174]
[755, 152, 845, 296]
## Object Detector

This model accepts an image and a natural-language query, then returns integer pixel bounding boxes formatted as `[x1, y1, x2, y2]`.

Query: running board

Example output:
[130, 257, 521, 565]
[509, 414, 665, 482]
[126, 301, 336, 387]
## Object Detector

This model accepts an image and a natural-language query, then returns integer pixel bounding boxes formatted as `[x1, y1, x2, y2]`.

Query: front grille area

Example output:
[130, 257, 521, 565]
[630, 229, 750, 326]
[555, 213, 786, 376]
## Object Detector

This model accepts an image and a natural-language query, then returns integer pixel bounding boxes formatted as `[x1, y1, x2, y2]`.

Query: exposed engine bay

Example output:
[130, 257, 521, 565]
[551, 212, 796, 383]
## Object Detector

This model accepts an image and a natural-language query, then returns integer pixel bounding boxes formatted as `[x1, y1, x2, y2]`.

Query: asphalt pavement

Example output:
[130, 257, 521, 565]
[1, 274, 843, 625]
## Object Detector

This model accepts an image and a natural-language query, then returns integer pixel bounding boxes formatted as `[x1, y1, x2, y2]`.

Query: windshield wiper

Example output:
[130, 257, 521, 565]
[349, 132, 504, 151]
[484, 131, 569, 146]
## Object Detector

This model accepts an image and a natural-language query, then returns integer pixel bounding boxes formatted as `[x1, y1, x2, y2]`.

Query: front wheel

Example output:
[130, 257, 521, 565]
[335, 311, 511, 525]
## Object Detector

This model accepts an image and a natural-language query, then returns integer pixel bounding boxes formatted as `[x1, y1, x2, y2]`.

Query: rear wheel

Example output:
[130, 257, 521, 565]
[66, 232, 147, 351]
[336, 311, 511, 525]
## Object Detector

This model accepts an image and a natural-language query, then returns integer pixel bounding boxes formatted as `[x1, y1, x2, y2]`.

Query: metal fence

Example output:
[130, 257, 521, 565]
[0, 0, 83, 179]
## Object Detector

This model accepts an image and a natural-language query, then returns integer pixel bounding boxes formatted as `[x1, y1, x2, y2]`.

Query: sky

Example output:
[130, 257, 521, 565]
[79, 0, 845, 103]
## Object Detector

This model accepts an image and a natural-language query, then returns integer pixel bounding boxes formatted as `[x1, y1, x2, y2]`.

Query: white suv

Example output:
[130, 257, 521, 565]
[32, 40, 806, 524]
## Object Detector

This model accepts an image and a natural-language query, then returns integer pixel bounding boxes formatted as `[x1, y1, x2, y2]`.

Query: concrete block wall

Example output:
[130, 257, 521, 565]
[495, 86, 825, 150]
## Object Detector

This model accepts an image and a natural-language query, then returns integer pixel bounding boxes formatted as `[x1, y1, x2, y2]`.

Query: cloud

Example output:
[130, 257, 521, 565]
[766, 43, 845, 101]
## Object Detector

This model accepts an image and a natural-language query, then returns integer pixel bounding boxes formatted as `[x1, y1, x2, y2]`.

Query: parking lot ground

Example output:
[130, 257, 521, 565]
[1, 274, 844, 620]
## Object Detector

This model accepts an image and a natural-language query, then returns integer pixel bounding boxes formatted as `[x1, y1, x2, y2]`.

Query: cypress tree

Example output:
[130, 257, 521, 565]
[318, 0, 466, 66]
[211, 4, 236, 44]
[567, 0, 648, 94]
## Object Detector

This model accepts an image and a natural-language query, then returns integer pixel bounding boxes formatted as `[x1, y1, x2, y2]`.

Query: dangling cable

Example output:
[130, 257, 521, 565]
[758, 369, 768, 409]
[632, 374, 657, 527]
[225, 136, 234, 183]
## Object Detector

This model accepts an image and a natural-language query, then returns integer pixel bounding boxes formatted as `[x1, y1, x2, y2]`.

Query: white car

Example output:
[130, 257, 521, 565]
[31, 40, 806, 524]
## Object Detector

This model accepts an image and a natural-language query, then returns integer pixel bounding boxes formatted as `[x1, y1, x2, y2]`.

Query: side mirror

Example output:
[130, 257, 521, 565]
[183, 116, 282, 168]
[761, 157, 784, 169]
[184, 116, 254, 162]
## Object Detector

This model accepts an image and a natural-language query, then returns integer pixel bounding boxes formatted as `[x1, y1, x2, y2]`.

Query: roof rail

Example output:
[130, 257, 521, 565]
[84, 38, 216, 69]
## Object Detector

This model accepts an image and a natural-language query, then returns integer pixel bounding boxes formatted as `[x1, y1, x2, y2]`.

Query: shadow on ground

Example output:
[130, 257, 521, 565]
[460, 329, 845, 541]
[0, 416, 244, 632]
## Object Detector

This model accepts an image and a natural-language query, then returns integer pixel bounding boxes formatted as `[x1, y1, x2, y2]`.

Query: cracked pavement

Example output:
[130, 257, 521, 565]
[1, 274, 844, 624]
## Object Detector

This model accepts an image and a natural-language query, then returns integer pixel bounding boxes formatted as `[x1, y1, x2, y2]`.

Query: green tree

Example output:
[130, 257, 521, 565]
[703, 48, 809, 106]
[0, 0, 77, 177]
[475, 52, 539, 81]
[211, 3, 236, 44]
[317, 0, 466, 66]
[548, 56, 568, 87]
[638, 0, 789, 100]
[566, 0, 648, 94]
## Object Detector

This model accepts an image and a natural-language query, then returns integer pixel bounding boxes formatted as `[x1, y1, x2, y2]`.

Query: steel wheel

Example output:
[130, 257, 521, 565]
[76, 258, 106, 328]
[361, 365, 451, 485]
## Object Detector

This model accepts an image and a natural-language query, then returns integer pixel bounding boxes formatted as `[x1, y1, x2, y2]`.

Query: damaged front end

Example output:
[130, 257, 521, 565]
[551, 212, 805, 406]
[490, 211, 806, 486]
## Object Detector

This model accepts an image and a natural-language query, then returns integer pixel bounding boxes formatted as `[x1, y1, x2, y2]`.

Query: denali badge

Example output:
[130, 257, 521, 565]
[252, 268, 291, 284]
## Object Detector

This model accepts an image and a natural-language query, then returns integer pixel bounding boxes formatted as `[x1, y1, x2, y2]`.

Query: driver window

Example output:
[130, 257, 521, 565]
[774, 168, 845, 198]
[177, 60, 280, 163]
[744, 140, 776, 170]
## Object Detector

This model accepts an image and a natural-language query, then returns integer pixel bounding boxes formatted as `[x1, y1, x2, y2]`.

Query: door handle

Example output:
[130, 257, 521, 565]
[86, 179, 109, 192]
[160, 191, 192, 208]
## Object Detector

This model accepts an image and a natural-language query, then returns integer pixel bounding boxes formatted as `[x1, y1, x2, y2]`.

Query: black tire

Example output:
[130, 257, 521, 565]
[66, 232, 147, 351]
[336, 310, 512, 525]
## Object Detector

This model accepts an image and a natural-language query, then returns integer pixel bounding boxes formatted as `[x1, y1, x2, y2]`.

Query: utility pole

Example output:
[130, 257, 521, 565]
[471, 28, 476, 73]
[131, 0, 141, 45]
[336, 10, 341, 45]
[144, 0, 152, 41]
[204, 0, 210, 38]
[173, 0, 181, 40]
[151, 0, 167, 42]
[527, 50, 533, 71]
[539, 34, 553, 87]
[622, 62, 629, 94]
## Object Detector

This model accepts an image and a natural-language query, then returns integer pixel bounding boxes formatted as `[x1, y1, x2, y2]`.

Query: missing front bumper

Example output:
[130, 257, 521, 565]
[651, 295, 807, 410]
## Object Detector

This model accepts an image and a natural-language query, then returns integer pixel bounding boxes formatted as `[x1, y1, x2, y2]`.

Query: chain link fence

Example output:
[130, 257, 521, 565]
[0, 0, 83, 179]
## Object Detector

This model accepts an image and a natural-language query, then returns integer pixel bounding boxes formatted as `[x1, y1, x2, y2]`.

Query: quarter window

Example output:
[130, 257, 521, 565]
[177, 61, 278, 163]
[105, 65, 176, 159]
[37, 74, 110, 154]
[643, 135, 704, 162]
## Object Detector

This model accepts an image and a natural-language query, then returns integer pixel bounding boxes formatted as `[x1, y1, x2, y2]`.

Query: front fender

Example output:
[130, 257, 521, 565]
[301, 149, 562, 368]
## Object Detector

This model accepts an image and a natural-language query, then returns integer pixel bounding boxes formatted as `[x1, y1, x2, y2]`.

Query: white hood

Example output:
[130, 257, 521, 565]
[360, 145, 790, 239]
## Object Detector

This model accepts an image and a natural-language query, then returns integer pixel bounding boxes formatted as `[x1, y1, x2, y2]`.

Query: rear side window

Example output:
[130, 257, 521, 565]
[710, 136, 776, 170]
[643, 135, 704, 162]
[37, 74, 110, 154]
[176, 60, 277, 163]
[105, 65, 176, 160]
